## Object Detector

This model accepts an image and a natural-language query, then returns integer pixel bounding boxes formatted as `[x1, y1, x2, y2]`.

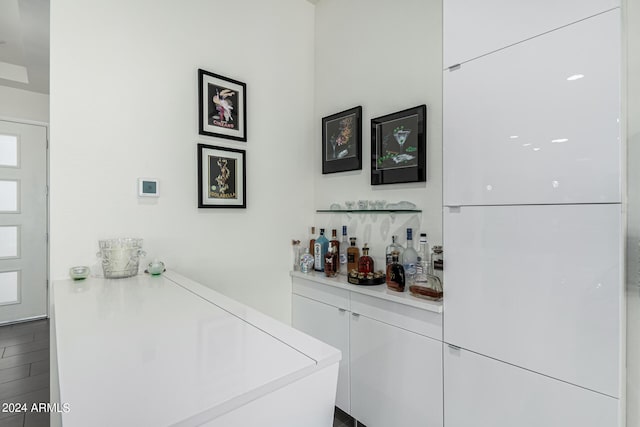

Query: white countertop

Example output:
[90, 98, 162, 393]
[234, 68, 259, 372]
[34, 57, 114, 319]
[290, 271, 443, 314]
[52, 271, 340, 427]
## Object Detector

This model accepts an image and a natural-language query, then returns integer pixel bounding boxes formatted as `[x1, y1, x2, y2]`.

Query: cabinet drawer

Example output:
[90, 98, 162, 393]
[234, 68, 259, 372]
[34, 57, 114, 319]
[350, 293, 442, 340]
[292, 277, 350, 311]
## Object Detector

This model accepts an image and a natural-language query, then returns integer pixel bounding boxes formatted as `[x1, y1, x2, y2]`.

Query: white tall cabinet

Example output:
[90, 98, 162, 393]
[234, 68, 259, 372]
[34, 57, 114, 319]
[443, 1, 622, 425]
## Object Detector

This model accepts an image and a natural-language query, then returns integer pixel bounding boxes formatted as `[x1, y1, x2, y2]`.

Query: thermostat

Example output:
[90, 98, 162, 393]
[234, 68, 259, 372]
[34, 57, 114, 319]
[138, 178, 159, 197]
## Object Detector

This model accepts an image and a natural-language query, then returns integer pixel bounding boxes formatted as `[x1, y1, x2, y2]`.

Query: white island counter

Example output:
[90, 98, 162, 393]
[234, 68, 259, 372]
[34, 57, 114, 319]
[50, 271, 340, 427]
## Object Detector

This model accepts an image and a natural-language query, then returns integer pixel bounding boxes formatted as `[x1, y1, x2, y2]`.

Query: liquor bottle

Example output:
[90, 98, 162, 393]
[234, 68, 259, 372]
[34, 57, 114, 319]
[347, 237, 360, 272]
[402, 228, 418, 286]
[299, 248, 314, 273]
[385, 235, 404, 266]
[324, 245, 338, 277]
[314, 228, 329, 271]
[309, 226, 316, 257]
[339, 226, 348, 274]
[414, 233, 430, 286]
[328, 229, 340, 275]
[431, 245, 444, 283]
[358, 244, 374, 274]
[386, 251, 405, 292]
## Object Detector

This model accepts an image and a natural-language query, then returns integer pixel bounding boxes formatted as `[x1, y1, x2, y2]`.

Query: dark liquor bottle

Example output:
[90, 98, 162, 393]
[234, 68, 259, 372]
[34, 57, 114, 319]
[324, 246, 338, 277]
[386, 251, 405, 292]
[309, 226, 316, 257]
[347, 237, 360, 272]
[329, 229, 340, 275]
[358, 244, 374, 274]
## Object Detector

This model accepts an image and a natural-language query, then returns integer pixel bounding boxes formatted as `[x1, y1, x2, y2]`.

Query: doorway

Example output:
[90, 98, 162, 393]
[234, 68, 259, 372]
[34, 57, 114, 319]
[0, 119, 47, 324]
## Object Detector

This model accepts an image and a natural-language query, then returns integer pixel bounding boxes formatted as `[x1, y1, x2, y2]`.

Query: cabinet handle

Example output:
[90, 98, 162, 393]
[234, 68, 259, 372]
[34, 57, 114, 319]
[448, 344, 461, 351]
[351, 312, 360, 318]
[338, 308, 346, 313]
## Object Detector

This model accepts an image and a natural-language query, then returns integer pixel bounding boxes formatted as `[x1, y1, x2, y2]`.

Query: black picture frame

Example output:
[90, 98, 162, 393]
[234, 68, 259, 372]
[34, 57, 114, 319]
[198, 69, 247, 142]
[371, 105, 427, 185]
[322, 106, 362, 174]
[197, 144, 246, 208]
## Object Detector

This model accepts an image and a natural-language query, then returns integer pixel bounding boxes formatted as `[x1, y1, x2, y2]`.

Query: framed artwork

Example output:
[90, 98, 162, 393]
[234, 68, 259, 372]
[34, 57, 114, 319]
[322, 106, 362, 174]
[197, 144, 246, 208]
[371, 105, 427, 185]
[198, 69, 247, 142]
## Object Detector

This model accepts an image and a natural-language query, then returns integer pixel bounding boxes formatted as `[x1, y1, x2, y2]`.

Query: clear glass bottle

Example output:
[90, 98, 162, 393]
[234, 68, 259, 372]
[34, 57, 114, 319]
[309, 226, 316, 257]
[431, 245, 444, 283]
[292, 239, 301, 271]
[339, 226, 348, 274]
[415, 233, 429, 281]
[324, 245, 338, 277]
[300, 248, 314, 273]
[347, 237, 360, 273]
[358, 244, 374, 274]
[385, 235, 404, 266]
[386, 251, 405, 292]
[431, 245, 443, 272]
[314, 228, 329, 272]
[402, 228, 418, 286]
[411, 238, 443, 300]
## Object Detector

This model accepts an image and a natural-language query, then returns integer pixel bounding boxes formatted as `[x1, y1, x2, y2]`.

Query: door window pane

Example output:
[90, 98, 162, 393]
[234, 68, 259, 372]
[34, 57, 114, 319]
[0, 226, 19, 258]
[0, 135, 18, 167]
[0, 180, 19, 212]
[0, 271, 19, 304]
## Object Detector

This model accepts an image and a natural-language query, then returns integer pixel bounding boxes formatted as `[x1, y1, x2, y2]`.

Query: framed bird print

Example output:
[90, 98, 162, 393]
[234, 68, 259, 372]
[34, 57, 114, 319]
[198, 69, 247, 142]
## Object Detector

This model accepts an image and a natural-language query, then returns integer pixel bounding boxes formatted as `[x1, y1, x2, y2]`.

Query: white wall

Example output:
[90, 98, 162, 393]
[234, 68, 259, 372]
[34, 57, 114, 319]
[0, 85, 49, 123]
[626, 0, 640, 424]
[313, 0, 443, 267]
[49, 0, 315, 322]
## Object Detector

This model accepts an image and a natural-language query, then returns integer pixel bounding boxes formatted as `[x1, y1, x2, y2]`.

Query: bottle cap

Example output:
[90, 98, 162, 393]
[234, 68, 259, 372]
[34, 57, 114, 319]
[406, 228, 413, 240]
[342, 225, 347, 235]
[320, 228, 325, 233]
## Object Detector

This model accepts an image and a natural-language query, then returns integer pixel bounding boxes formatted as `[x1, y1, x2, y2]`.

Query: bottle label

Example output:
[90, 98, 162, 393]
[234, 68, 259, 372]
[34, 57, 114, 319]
[404, 263, 417, 275]
[348, 253, 356, 263]
[314, 242, 323, 270]
[340, 254, 347, 264]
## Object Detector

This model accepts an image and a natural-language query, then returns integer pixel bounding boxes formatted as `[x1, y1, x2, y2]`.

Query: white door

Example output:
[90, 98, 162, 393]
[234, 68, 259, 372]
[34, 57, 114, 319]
[0, 120, 47, 323]
[443, 203, 621, 397]
[444, 345, 619, 427]
[292, 294, 350, 413]
[350, 313, 443, 427]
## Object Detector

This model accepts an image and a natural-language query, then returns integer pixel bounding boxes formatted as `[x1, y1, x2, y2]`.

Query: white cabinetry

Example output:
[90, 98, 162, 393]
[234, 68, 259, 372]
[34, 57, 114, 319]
[291, 273, 443, 427]
[444, 346, 619, 427]
[444, 0, 619, 67]
[350, 313, 442, 427]
[443, 9, 620, 206]
[444, 203, 621, 397]
[292, 292, 350, 412]
[443, 1, 622, 425]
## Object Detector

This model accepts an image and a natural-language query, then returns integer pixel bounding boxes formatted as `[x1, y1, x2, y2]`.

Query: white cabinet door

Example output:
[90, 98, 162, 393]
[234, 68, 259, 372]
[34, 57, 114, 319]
[443, 10, 620, 206]
[292, 294, 350, 413]
[350, 313, 443, 427]
[444, 0, 619, 67]
[444, 204, 621, 397]
[444, 346, 619, 427]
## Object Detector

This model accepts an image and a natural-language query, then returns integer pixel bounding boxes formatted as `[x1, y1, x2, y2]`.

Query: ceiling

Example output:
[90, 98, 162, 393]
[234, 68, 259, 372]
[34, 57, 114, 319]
[0, 0, 49, 94]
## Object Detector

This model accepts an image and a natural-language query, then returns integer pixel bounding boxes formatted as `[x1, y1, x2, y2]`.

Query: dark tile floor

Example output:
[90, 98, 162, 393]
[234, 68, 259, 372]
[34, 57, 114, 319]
[334, 406, 366, 427]
[0, 319, 49, 427]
